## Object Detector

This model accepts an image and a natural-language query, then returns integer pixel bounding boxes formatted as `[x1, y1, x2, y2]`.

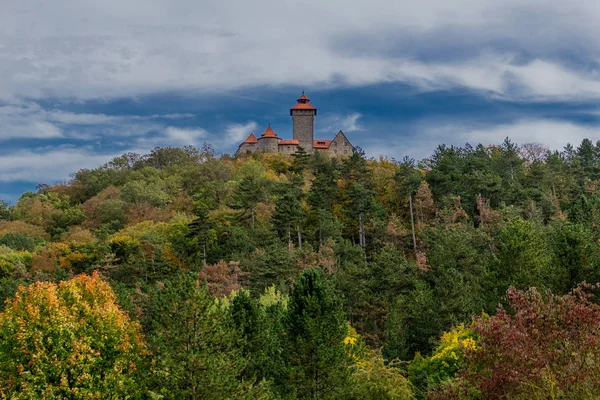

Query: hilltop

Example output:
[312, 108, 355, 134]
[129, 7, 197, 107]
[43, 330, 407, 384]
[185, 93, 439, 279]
[3, 138, 600, 397]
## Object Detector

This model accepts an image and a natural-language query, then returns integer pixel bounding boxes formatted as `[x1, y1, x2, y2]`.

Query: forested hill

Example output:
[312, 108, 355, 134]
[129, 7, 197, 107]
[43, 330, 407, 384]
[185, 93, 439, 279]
[3, 138, 600, 398]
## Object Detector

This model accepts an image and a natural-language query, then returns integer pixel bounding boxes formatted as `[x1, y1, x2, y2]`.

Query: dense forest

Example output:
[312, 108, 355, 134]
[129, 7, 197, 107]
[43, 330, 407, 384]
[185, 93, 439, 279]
[3, 138, 600, 398]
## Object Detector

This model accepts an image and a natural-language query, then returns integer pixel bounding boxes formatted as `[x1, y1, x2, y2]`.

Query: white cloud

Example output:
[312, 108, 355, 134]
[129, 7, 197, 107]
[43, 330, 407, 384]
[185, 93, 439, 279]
[2, 0, 600, 102]
[0, 148, 122, 183]
[224, 121, 258, 142]
[164, 126, 208, 144]
[0, 102, 197, 142]
[319, 113, 362, 135]
[361, 118, 600, 161]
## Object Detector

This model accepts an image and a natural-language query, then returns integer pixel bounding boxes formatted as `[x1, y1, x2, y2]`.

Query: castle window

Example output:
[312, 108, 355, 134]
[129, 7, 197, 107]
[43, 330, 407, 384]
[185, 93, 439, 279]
[334, 150, 337, 154]
[343, 141, 347, 146]
[334, 142, 337, 146]
[287, 146, 290, 151]
[318, 141, 325, 145]
[344, 150, 347, 154]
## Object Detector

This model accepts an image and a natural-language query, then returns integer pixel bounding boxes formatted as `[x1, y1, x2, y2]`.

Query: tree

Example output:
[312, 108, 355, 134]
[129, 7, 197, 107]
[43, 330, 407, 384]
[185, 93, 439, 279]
[453, 285, 600, 399]
[272, 185, 306, 249]
[199, 260, 245, 297]
[547, 221, 600, 293]
[408, 324, 476, 398]
[229, 290, 283, 387]
[231, 175, 270, 228]
[281, 268, 350, 399]
[144, 273, 267, 399]
[0, 200, 9, 220]
[485, 219, 550, 308]
[121, 179, 170, 207]
[187, 203, 216, 265]
[0, 232, 43, 251]
[0, 272, 147, 398]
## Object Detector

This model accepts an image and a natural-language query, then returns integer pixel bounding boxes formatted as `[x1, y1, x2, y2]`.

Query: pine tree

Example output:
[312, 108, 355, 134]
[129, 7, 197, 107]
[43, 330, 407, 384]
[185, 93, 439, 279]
[231, 175, 270, 228]
[281, 268, 350, 399]
[143, 273, 267, 399]
[186, 202, 215, 265]
[272, 185, 306, 249]
[229, 290, 282, 386]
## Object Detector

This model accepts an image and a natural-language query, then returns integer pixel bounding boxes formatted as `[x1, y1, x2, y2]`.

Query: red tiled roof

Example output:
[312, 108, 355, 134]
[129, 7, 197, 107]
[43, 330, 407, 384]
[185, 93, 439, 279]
[278, 140, 299, 145]
[242, 133, 259, 144]
[261, 126, 280, 138]
[298, 93, 310, 101]
[313, 139, 332, 149]
[291, 103, 316, 110]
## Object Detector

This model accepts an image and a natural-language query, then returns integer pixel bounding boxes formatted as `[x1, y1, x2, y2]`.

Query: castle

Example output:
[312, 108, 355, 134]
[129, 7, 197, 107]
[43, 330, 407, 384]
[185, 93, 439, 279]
[235, 93, 355, 156]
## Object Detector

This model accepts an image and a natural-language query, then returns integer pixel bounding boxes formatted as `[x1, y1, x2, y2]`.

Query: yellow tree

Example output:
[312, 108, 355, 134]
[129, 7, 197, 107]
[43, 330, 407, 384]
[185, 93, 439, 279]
[0, 272, 147, 399]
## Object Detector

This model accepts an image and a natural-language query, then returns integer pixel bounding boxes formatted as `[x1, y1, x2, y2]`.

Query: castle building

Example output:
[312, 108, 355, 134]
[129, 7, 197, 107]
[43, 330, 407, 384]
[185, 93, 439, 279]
[235, 93, 355, 156]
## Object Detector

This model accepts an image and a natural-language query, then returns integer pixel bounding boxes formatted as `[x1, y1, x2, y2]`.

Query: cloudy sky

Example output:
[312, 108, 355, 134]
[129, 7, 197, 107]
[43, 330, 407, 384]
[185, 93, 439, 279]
[2, 0, 600, 201]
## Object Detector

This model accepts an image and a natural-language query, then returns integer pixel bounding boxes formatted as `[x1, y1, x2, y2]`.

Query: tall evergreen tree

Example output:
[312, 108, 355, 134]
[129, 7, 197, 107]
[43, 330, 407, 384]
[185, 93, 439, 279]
[186, 202, 216, 265]
[272, 185, 306, 248]
[281, 268, 350, 399]
[143, 273, 267, 399]
[231, 175, 270, 227]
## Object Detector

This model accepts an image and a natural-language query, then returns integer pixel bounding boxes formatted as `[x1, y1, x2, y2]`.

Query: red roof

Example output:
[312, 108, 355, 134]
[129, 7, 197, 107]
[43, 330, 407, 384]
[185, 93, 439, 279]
[242, 133, 259, 144]
[313, 139, 332, 149]
[278, 140, 299, 145]
[291, 92, 317, 115]
[261, 126, 280, 138]
[291, 102, 317, 111]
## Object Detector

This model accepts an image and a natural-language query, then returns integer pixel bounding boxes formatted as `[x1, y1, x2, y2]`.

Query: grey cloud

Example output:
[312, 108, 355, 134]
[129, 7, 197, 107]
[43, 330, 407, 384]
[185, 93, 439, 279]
[0, 102, 197, 142]
[2, 0, 600, 102]
[0, 148, 122, 183]
[319, 113, 362, 134]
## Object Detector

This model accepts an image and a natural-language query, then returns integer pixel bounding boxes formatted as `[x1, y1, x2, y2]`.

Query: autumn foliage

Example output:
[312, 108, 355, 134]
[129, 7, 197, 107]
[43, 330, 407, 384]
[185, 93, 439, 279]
[441, 284, 600, 399]
[0, 272, 147, 398]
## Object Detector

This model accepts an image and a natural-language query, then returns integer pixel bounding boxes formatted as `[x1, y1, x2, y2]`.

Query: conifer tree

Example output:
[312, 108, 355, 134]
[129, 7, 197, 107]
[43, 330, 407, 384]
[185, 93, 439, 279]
[272, 185, 306, 248]
[186, 202, 215, 265]
[229, 290, 282, 386]
[143, 273, 267, 399]
[281, 268, 350, 399]
[231, 175, 270, 228]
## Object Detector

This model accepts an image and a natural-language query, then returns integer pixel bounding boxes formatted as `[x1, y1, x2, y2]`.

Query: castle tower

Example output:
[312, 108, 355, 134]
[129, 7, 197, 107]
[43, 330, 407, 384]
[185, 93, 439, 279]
[290, 92, 317, 153]
[258, 124, 280, 153]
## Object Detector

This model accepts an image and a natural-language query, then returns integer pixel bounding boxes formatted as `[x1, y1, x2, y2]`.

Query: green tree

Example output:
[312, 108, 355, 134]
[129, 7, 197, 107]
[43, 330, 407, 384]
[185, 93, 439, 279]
[0, 232, 44, 251]
[281, 268, 350, 399]
[272, 185, 306, 248]
[187, 203, 216, 265]
[229, 290, 282, 387]
[144, 273, 267, 399]
[547, 221, 600, 293]
[231, 175, 271, 228]
[485, 219, 551, 308]
[0, 200, 10, 220]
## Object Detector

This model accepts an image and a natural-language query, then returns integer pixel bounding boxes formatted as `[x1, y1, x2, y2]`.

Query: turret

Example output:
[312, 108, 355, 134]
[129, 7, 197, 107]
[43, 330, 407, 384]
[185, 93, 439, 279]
[258, 125, 280, 153]
[290, 92, 317, 153]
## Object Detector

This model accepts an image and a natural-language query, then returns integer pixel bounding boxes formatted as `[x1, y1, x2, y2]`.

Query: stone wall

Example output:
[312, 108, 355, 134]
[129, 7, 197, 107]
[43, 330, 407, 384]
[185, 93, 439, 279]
[278, 145, 299, 154]
[235, 142, 258, 156]
[292, 110, 315, 153]
[328, 131, 354, 156]
[259, 137, 279, 153]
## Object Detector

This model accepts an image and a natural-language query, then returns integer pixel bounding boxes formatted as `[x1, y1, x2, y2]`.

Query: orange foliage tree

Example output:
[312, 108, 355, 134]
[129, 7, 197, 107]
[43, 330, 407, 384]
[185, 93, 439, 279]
[0, 272, 147, 398]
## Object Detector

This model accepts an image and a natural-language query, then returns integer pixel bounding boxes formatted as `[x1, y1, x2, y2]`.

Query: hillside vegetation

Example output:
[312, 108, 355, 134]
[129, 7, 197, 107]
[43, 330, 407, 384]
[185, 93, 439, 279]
[3, 139, 600, 398]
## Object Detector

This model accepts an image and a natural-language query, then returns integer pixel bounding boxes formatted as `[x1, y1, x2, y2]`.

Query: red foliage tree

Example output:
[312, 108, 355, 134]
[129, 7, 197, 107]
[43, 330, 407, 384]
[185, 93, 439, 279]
[198, 260, 247, 297]
[455, 284, 600, 399]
